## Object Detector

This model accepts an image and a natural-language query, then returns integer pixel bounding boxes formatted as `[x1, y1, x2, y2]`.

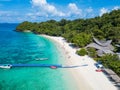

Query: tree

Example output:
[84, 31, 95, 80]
[76, 48, 87, 56]
[16, 21, 33, 31]
[59, 19, 69, 26]
[87, 47, 97, 58]
[97, 54, 120, 76]
[92, 29, 104, 39]
[72, 33, 91, 47]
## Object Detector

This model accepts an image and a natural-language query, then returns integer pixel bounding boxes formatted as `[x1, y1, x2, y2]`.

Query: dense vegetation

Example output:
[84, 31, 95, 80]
[97, 54, 120, 76]
[16, 9, 120, 76]
[76, 48, 87, 56]
[87, 47, 97, 58]
[16, 10, 120, 46]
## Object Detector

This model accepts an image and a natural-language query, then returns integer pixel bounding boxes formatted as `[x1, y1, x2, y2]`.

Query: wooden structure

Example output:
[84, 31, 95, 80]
[86, 37, 114, 56]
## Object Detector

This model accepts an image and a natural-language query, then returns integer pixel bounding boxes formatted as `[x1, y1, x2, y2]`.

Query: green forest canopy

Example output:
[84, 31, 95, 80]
[16, 9, 120, 47]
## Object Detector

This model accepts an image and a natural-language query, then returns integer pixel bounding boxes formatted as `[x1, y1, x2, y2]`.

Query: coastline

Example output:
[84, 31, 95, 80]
[41, 35, 118, 90]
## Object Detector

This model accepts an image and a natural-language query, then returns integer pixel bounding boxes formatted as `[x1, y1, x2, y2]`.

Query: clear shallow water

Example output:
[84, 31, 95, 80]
[0, 24, 77, 90]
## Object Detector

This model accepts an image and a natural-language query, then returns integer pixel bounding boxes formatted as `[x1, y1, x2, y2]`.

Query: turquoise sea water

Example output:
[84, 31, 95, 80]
[0, 24, 78, 90]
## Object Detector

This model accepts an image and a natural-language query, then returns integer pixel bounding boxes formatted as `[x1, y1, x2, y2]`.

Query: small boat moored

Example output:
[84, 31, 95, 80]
[50, 66, 57, 69]
[36, 58, 48, 61]
[0, 64, 12, 69]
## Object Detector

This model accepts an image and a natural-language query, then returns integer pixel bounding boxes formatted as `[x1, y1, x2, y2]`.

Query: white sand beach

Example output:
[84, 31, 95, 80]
[42, 35, 118, 90]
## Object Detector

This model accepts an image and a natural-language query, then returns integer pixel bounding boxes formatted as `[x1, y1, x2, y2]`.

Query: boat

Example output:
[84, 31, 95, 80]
[0, 64, 12, 69]
[50, 66, 57, 69]
[95, 68, 104, 72]
[36, 58, 48, 61]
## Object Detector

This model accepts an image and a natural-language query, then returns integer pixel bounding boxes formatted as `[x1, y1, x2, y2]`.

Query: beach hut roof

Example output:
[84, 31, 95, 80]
[97, 50, 104, 56]
[86, 43, 102, 50]
[86, 43, 114, 53]
[93, 37, 112, 47]
[86, 37, 114, 56]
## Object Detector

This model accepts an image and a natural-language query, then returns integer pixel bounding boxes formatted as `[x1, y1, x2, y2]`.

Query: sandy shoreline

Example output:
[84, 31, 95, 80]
[41, 35, 118, 90]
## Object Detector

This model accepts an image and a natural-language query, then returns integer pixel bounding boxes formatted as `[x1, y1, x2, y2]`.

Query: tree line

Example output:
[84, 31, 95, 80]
[16, 10, 120, 47]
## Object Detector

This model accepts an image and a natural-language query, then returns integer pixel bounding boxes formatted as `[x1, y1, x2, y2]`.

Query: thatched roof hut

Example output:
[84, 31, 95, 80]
[86, 37, 114, 56]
